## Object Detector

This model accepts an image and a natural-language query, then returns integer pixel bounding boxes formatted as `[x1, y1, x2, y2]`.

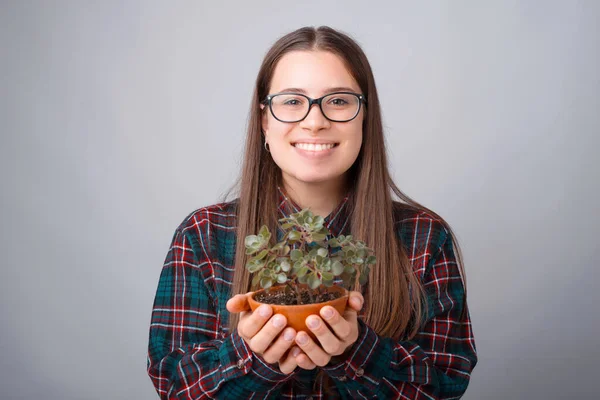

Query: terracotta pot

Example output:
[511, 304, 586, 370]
[248, 284, 348, 338]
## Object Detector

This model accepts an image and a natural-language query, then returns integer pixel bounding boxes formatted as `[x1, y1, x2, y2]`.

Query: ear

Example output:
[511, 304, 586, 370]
[260, 104, 269, 135]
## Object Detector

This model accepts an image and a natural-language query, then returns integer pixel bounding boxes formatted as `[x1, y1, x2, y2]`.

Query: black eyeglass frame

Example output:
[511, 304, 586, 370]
[261, 91, 367, 123]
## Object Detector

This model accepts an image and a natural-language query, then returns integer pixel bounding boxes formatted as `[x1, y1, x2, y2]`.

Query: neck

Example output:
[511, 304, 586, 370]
[282, 174, 348, 218]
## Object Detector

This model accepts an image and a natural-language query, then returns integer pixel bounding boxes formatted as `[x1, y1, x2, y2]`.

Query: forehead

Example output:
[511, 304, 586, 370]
[269, 50, 360, 95]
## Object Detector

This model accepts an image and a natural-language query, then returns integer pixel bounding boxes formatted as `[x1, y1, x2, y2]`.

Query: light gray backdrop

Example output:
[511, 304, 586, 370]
[1, 1, 598, 399]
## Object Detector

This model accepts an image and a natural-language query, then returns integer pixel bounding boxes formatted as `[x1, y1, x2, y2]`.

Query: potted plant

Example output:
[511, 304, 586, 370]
[245, 209, 376, 335]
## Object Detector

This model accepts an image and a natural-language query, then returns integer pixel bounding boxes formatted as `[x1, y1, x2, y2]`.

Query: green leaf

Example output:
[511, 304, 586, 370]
[307, 273, 321, 289]
[247, 259, 265, 273]
[321, 278, 334, 287]
[367, 255, 377, 265]
[331, 260, 344, 275]
[317, 248, 328, 257]
[260, 277, 273, 289]
[328, 238, 340, 248]
[288, 231, 302, 241]
[283, 245, 291, 256]
[279, 260, 291, 272]
[293, 261, 304, 272]
[277, 273, 287, 284]
[291, 249, 303, 261]
[245, 235, 260, 247]
[359, 269, 369, 285]
[321, 271, 334, 281]
[298, 274, 308, 284]
[312, 233, 327, 242]
[281, 222, 295, 229]
[258, 225, 270, 239]
[255, 249, 268, 260]
[251, 273, 261, 288]
[297, 265, 309, 278]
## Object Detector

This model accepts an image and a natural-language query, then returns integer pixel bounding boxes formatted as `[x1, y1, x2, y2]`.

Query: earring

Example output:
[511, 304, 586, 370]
[264, 141, 270, 152]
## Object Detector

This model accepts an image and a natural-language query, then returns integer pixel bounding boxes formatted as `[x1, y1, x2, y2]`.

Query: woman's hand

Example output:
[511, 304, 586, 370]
[293, 291, 364, 369]
[226, 293, 306, 374]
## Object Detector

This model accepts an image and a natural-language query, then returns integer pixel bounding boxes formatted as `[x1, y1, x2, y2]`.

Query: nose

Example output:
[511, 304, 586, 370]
[299, 103, 330, 132]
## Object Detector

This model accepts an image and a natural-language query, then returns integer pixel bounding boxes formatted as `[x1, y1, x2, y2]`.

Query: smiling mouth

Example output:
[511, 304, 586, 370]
[291, 142, 339, 151]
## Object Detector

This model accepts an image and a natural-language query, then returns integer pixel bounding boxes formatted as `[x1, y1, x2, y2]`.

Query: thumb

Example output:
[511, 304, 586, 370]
[348, 291, 364, 312]
[226, 293, 252, 314]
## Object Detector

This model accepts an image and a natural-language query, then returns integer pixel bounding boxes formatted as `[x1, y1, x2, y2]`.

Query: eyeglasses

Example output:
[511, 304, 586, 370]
[261, 92, 367, 123]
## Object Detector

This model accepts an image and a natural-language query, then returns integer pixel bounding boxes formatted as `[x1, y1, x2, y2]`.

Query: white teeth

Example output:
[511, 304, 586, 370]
[293, 143, 336, 151]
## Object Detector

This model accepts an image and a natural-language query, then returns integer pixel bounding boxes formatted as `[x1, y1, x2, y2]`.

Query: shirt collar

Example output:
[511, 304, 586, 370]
[277, 186, 352, 238]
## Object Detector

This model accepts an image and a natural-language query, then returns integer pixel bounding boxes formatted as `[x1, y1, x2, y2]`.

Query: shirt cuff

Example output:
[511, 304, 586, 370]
[322, 319, 392, 392]
[219, 330, 294, 390]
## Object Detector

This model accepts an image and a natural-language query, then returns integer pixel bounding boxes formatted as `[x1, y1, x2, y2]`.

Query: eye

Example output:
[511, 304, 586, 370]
[330, 98, 349, 106]
[275, 95, 306, 107]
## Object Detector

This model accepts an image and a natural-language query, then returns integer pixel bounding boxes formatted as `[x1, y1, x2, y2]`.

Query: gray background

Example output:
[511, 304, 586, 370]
[1, 1, 598, 399]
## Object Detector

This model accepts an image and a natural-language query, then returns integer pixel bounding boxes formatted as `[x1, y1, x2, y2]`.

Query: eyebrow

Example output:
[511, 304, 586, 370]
[276, 86, 359, 95]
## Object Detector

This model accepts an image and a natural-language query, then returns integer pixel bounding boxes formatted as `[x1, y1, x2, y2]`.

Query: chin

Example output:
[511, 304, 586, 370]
[288, 170, 342, 185]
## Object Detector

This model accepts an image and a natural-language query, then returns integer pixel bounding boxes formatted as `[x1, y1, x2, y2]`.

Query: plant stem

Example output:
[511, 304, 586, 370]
[289, 279, 302, 305]
[307, 287, 314, 303]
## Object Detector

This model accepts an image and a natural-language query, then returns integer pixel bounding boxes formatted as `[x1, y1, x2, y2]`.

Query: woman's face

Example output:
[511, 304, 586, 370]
[261, 50, 364, 189]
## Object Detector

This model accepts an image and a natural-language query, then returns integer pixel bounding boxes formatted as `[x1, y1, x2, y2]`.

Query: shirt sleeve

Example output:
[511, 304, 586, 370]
[147, 226, 293, 399]
[322, 226, 478, 399]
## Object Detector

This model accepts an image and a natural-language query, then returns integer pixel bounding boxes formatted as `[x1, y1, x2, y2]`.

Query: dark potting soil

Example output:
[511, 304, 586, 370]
[254, 288, 342, 305]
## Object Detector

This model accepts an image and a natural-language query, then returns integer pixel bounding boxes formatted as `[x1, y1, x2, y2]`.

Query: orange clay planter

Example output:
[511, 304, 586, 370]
[248, 284, 348, 338]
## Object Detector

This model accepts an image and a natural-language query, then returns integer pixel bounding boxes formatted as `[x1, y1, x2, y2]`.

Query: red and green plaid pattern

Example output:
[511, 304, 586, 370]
[147, 189, 477, 399]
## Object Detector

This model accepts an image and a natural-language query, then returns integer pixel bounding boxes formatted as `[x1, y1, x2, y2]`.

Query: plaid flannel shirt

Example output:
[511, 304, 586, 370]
[147, 189, 477, 399]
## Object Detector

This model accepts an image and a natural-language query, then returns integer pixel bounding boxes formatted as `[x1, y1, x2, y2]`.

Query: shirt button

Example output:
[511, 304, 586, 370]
[339, 376, 347, 381]
[355, 368, 364, 377]
[237, 359, 244, 369]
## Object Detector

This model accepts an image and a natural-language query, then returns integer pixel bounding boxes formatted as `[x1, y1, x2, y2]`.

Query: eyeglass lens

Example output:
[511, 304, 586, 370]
[270, 93, 360, 122]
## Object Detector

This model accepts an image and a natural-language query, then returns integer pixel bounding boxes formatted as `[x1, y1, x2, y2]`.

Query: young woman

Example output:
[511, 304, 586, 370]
[147, 26, 477, 399]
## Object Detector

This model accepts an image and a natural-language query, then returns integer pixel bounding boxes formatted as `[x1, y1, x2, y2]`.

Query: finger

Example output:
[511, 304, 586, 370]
[261, 327, 296, 364]
[248, 313, 287, 354]
[238, 304, 273, 339]
[348, 291, 364, 312]
[295, 331, 331, 367]
[306, 315, 345, 356]
[295, 350, 317, 370]
[320, 306, 354, 343]
[278, 346, 300, 374]
[226, 294, 251, 313]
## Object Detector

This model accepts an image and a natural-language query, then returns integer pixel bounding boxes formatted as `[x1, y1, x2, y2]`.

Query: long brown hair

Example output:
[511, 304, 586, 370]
[225, 26, 467, 341]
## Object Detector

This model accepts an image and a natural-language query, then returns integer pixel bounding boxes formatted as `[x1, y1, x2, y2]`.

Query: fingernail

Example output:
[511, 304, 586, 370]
[272, 315, 285, 328]
[292, 347, 301, 357]
[307, 317, 320, 329]
[322, 307, 334, 319]
[297, 333, 308, 345]
[283, 329, 295, 341]
[258, 305, 270, 317]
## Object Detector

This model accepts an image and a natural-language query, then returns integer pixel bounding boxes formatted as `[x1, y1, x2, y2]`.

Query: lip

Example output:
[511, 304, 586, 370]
[291, 139, 339, 145]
